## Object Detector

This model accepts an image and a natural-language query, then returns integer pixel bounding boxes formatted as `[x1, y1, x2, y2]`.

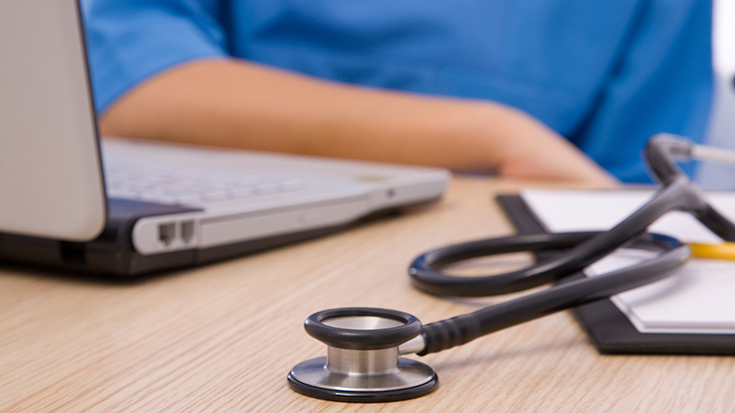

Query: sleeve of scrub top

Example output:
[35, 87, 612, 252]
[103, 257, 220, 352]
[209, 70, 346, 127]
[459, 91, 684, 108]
[82, 0, 228, 114]
[572, 0, 713, 183]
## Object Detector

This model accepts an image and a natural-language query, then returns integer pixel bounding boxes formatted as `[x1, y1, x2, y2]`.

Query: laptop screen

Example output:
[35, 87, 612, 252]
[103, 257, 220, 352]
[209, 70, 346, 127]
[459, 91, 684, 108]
[0, 1, 106, 241]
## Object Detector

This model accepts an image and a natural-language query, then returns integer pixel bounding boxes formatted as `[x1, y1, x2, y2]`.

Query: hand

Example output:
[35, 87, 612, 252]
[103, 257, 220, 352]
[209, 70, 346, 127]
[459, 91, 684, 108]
[479, 104, 618, 187]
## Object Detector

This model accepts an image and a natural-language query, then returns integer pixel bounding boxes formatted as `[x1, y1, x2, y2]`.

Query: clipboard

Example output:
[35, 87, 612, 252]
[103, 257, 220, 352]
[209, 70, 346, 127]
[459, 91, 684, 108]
[496, 194, 735, 355]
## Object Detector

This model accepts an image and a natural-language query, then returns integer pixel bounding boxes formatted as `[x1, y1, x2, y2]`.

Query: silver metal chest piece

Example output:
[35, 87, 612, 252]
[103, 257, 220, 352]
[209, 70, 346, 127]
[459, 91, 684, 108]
[287, 307, 438, 403]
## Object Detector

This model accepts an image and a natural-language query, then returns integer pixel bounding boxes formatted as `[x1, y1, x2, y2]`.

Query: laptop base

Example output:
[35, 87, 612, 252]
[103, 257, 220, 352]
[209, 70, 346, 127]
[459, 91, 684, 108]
[0, 198, 424, 277]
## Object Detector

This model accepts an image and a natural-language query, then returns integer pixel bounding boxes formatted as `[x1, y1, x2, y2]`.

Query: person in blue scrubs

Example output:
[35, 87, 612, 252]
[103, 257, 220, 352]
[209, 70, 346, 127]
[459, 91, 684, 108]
[82, 0, 712, 185]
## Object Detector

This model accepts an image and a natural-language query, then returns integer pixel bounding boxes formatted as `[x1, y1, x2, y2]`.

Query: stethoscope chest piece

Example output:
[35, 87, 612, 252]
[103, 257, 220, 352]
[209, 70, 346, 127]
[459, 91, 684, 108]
[287, 307, 438, 403]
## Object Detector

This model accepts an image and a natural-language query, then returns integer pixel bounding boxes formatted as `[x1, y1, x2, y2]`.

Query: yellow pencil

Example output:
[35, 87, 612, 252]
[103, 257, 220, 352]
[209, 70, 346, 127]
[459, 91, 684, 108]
[689, 242, 735, 260]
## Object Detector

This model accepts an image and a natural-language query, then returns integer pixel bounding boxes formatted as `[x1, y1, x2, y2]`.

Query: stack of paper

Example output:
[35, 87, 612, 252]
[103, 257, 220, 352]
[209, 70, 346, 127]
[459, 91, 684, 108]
[521, 189, 735, 334]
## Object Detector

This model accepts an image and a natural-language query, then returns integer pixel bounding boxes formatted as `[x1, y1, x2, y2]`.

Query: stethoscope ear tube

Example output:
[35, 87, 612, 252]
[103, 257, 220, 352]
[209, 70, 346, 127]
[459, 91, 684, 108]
[646, 134, 735, 241]
[694, 203, 735, 241]
[645, 134, 694, 185]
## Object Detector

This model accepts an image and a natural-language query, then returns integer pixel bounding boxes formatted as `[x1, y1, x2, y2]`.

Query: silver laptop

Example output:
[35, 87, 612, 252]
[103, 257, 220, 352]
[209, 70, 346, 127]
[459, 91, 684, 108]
[0, 0, 449, 276]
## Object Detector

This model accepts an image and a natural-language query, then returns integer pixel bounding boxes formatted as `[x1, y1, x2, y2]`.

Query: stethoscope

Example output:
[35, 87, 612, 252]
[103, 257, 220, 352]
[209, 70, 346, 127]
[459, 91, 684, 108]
[287, 134, 735, 403]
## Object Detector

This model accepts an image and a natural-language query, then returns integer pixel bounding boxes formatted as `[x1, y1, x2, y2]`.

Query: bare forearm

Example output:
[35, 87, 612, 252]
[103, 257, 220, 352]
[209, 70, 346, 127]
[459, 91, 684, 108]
[100, 59, 616, 185]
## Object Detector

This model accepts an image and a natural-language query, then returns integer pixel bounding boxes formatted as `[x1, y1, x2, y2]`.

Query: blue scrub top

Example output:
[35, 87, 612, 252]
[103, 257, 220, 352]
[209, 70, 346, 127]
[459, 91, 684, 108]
[82, 0, 713, 183]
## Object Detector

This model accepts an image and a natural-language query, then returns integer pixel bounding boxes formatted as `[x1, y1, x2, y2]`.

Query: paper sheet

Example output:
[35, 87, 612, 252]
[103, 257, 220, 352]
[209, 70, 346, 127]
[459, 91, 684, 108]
[521, 189, 735, 334]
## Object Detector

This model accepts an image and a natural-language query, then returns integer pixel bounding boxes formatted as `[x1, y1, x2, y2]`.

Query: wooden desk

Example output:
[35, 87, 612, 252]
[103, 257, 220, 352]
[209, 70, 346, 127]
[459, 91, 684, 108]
[1, 176, 733, 412]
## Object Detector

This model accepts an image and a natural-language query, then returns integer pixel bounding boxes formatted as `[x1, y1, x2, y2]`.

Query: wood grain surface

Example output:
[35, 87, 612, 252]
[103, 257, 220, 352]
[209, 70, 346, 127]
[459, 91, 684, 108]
[1, 176, 733, 412]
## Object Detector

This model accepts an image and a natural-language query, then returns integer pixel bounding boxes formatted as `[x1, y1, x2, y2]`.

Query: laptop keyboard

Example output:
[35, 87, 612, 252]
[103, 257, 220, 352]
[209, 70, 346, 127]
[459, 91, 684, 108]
[105, 163, 305, 206]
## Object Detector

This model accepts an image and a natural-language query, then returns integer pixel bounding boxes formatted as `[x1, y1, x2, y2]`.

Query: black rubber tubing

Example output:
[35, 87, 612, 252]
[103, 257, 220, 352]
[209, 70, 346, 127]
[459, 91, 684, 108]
[410, 136, 735, 355]
[410, 176, 705, 299]
[415, 233, 689, 355]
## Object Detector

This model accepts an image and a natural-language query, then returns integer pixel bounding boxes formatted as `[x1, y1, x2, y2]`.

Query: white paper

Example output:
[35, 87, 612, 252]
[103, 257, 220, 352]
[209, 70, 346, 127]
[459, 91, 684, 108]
[521, 189, 735, 334]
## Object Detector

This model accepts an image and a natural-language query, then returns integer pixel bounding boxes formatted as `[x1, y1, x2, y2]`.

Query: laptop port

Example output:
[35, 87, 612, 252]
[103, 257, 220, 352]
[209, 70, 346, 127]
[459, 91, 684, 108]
[181, 220, 195, 243]
[158, 222, 176, 246]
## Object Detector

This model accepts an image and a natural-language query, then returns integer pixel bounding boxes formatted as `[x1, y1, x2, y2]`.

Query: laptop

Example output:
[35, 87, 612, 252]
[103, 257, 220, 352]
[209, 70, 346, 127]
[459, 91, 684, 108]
[0, 1, 450, 276]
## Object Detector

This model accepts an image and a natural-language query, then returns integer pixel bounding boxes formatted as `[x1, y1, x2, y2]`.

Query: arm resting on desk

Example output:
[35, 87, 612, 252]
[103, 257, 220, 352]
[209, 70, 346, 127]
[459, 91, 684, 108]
[99, 59, 616, 187]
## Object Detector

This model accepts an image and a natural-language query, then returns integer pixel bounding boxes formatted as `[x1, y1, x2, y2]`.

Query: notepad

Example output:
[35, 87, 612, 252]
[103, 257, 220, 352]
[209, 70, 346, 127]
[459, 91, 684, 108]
[521, 189, 735, 335]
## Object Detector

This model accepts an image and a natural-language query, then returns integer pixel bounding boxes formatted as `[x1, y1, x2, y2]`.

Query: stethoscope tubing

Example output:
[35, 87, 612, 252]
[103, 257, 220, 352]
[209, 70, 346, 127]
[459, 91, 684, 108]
[406, 135, 735, 355]
[409, 176, 704, 298]
[414, 233, 690, 355]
